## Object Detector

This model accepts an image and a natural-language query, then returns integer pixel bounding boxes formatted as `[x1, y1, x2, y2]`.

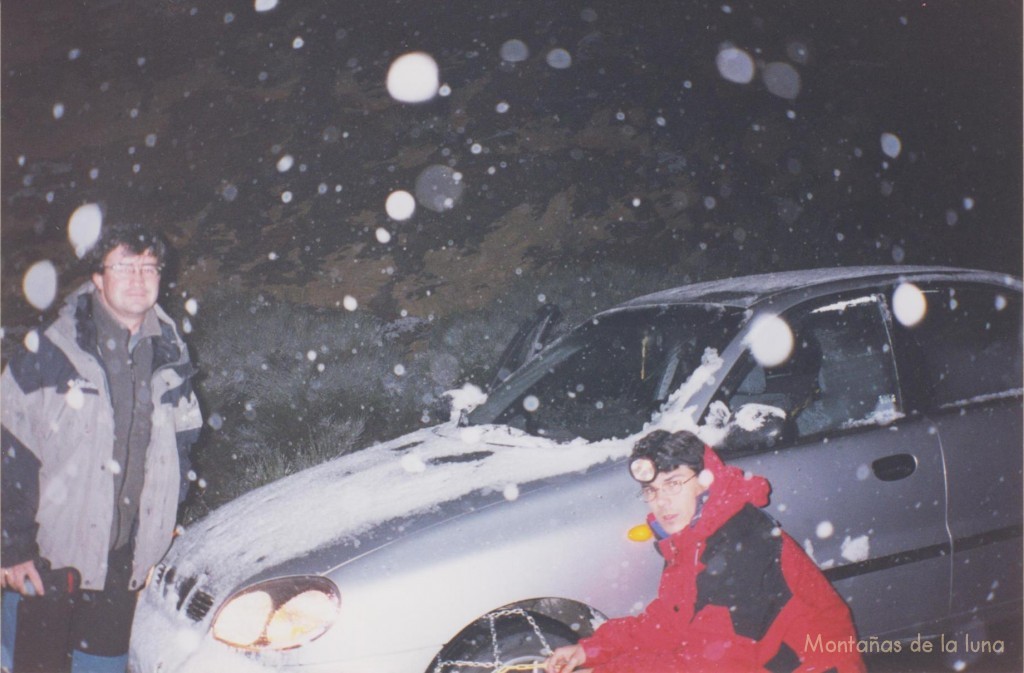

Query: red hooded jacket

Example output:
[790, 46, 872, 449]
[579, 447, 865, 673]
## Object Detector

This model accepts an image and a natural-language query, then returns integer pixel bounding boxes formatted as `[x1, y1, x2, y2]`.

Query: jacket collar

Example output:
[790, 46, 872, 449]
[653, 446, 772, 553]
[55, 282, 189, 373]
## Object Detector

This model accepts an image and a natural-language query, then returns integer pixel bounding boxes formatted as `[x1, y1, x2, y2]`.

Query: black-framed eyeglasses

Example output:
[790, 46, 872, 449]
[104, 263, 162, 278]
[639, 473, 697, 502]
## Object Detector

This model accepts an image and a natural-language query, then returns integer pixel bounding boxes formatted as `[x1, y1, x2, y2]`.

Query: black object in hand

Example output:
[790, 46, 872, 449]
[24, 558, 81, 596]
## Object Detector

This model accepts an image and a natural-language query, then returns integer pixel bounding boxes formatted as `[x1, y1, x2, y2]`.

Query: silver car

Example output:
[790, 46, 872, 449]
[129, 266, 1022, 673]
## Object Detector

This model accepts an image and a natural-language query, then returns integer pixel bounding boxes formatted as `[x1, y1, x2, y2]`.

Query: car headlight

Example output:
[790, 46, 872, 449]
[212, 576, 340, 651]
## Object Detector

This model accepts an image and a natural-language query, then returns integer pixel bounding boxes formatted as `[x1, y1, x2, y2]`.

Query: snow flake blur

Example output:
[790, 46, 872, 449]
[786, 41, 810, 64]
[545, 48, 572, 69]
[401, 453, 427, 473]
[387, 52, 440, 103]
[385, 190, 416, 220]
[892, 283, 927, 327]
[415, 165, 464, 212]
[744, 315, 794, 367]
[23, 330, 40, 353]
[880, 132, 902, 159]
[68, 203, 103, 258]
[66, 385, 86, 411]
[762, 62, 801, 99]
[500, 39, 529, 63]
[716, 46, 755, 84]
[23, 261, 58, 311]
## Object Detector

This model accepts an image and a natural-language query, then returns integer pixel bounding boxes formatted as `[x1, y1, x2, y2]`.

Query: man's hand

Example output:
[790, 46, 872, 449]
[544, 644, 589, 673]
[1, 559, 44, 596]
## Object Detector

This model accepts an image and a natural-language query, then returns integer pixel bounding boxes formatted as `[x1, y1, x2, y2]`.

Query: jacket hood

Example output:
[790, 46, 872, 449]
[51, 282, 192, 372]
[53, 281, 174, 337]
[652, 445, 771, 548]
[694, 445, 770, 533]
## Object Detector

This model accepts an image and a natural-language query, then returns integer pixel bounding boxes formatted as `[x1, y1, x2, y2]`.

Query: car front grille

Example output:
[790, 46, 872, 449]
[153, 563, 215, 623]
[186, 590, 216, 621]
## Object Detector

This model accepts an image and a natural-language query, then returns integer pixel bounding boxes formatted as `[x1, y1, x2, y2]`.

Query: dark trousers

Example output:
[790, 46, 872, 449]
[8, 546, 137, 673]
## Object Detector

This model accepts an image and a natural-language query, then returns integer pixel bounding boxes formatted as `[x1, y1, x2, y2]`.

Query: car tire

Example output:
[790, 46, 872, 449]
[431, 611, 579, 673]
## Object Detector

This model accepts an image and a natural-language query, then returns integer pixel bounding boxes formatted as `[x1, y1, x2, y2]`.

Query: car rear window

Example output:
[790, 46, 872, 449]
[723, 293, 901, 443]
[894, 283, 1022, 410]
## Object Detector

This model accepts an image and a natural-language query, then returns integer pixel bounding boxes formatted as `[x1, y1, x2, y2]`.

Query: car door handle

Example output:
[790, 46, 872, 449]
[872, 453, 917, 482]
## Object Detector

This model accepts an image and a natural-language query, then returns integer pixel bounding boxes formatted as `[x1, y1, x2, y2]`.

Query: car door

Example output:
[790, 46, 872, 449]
[889, 280, 1023, 627]
[712, 290, 951, 639]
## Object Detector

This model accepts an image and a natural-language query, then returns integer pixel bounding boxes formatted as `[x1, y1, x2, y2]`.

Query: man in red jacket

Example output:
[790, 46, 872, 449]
[544, 429, 865, 673]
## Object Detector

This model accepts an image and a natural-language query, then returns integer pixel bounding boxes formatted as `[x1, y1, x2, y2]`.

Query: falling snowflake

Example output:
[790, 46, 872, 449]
[387, 52, 440, 103]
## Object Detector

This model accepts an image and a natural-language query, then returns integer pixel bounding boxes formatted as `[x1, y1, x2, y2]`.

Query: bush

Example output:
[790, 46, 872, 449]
[182, 292, 429, 518]
[180, 262, 700, 519]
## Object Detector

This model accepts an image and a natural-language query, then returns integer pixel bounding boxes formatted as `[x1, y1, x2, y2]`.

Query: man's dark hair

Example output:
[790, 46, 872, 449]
[88, 222, 168, 273]
[631, 429, 705, 476]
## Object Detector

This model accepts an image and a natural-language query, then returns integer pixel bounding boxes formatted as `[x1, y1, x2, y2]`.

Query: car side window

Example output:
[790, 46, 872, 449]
[721, 294, 900, 447]
[891, 283, 1022, 411]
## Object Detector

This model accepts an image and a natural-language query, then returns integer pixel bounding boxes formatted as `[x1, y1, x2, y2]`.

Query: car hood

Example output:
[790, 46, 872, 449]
[162, 420, 634, 597]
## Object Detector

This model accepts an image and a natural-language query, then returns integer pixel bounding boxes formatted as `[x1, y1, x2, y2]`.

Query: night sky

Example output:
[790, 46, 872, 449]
[2, 0, 1021, 329]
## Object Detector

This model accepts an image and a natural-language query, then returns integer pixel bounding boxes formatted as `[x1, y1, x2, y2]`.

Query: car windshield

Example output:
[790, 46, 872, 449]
[467, 304, 745, 441]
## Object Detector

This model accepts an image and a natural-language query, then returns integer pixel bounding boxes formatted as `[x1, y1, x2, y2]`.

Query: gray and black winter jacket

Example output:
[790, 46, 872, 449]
[1, 283, 202, 590]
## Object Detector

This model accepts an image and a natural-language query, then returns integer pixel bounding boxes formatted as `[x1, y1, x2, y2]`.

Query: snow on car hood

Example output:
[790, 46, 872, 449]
[161, 351, 729, 597]
[163, 420, 634, 595]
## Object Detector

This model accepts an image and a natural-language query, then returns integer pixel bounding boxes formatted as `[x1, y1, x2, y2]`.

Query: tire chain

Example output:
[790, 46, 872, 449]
[432, 608, 554, 672]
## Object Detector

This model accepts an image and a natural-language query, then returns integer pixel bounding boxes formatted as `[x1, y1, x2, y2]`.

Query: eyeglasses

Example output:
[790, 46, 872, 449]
[104, 263, 162, 278]
[639, 473, 697, 502]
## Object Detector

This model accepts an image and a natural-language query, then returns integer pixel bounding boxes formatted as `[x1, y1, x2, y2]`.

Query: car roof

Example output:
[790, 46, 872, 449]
[615, 265, 1021, 311]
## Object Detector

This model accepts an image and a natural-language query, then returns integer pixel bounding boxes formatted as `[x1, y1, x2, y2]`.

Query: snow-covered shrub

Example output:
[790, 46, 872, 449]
[179, 262, 700, 518]
[182, 291, 435, 518]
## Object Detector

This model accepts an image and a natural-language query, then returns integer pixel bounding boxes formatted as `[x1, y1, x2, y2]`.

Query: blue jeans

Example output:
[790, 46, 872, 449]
[2, 591, 18, 672]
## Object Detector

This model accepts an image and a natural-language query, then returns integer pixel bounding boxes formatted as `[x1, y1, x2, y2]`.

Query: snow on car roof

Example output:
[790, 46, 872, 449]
[617, 265, 1015, 309]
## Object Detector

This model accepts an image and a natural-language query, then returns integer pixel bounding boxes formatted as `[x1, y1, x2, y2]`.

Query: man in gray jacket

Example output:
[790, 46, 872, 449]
[1, 223, 202, 673]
